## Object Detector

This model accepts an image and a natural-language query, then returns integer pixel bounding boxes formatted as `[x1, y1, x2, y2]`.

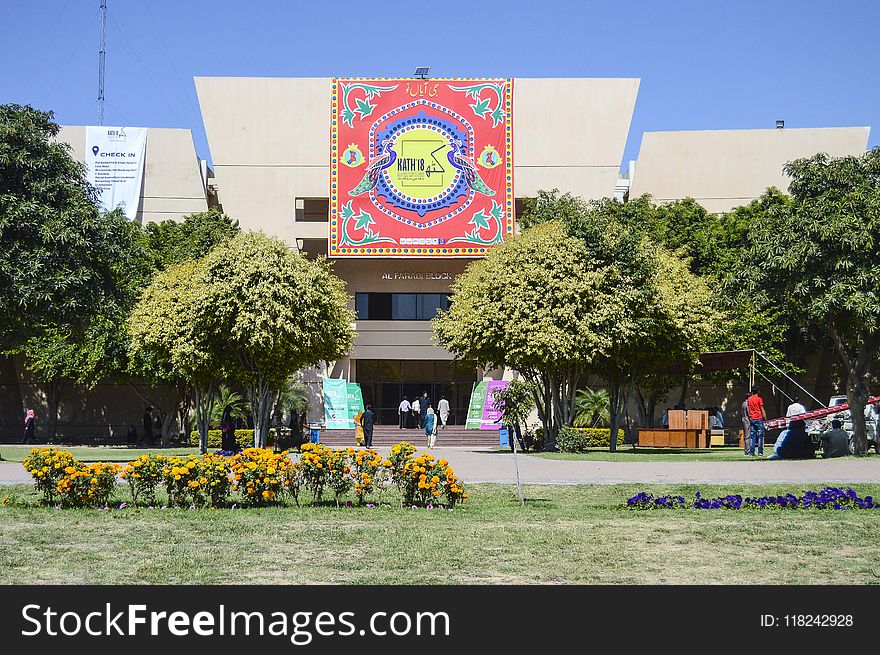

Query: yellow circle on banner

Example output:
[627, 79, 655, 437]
[385, 128, 453, 201]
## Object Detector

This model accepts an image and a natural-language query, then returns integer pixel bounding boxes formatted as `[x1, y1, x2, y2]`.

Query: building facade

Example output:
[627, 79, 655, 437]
[1, 76, 873, 439]
[195, 77, 640, 424]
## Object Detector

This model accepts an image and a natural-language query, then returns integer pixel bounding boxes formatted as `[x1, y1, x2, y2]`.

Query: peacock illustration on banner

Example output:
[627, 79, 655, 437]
[330, 77, 514, 257]
[348, 139, 397, 196]
[447, 140, 495, 197]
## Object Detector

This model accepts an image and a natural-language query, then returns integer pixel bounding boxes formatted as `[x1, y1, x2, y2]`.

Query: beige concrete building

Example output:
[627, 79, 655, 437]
[55, 125, 209, 223]
[195, 77, 640, 423]
[630, 126, 871, 213]
[3, 76, 874, 439]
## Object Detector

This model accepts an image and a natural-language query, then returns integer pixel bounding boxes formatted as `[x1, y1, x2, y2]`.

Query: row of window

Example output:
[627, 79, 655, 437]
[355, 293, 451, 321]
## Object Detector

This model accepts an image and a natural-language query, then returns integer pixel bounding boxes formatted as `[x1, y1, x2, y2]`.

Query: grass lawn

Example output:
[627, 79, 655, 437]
[0, 445, 199, 463]
[2, 482, 879, 585]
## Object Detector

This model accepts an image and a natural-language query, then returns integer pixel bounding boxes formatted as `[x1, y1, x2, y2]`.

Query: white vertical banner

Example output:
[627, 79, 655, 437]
[84, 126, 148, 220]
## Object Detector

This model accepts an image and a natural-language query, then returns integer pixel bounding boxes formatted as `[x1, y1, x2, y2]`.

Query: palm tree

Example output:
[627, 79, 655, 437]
[276, 376, 310, 417]
[210, 385, 250, 428]
[573, 388, 610, 428]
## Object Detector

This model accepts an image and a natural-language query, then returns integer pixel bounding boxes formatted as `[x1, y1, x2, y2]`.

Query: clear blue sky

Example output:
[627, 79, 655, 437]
[2, 0, 877, 169]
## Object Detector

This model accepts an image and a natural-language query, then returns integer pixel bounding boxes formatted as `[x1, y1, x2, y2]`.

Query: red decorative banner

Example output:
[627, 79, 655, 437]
[330, 78, 514, 257]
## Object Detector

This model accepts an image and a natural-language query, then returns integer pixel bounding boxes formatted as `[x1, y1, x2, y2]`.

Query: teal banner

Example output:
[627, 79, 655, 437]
[347, 382, 365, 426]
[322, 378, 350, 429]
[466, 381, 489, 430]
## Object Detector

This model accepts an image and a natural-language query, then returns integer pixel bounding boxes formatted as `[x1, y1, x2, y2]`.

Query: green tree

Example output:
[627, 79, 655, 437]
[195, 232, 354, 448]
[434, 222, 623, 450]
[742, 149, 880, 453]
[518, 191, 714, 450]
[210, 385, 249, 429]
[573, 388, 610, 428]
[492, 379, 535, 436]
[145, 209, 239, 271]
[1, 104, 153, 437]
[127, 260, 224, 453]
[0, 105, 144, 351]
[126, 210, 241, 443]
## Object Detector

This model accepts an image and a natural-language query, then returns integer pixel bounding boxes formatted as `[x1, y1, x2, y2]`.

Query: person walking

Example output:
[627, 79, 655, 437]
[361, 404, 376, 448]
[411, 397, 421, 429]
[142, 406, 153, 448]
[354, 410, 365, 446]
[220, 405, 238, 453]
[398, 396, 411, 429]
[746, 385, 767, 457]
[420, 391, 430, 431]
[424, 405, 437, 449]
[437, 395, 450, 429]
[740, 392, 752, 455]
[22, 409, 36, 444]
[786, 396, 807, 417]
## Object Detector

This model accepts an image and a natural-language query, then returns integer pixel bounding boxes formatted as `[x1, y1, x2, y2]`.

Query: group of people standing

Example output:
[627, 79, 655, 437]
[398, 393, 449, 428]
[396, 391, 450, 448]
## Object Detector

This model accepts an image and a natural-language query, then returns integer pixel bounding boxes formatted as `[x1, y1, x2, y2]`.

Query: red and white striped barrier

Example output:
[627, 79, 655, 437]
[764, 396, 880, 430]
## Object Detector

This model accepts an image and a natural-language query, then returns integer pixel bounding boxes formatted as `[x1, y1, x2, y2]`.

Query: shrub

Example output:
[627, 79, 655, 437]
[326, 448, 354, 506]
[532, 427, 545, 452]
[350, 448, 390, 505]
[121, 454, 166, 506]
[557, 426, 625, 452]
[162, 454, 214, 507]
[199, 453, 235, 507]
[298, 442, 331, 503]
[23, 448, 120, 508]
[387, 442, 416, 492]
[401, 453, 467, 508]
[55, 462, 120, 508]
[22, 448, 77, 504]
[230, 448, 290, 506]
[189, 429, 273, 450]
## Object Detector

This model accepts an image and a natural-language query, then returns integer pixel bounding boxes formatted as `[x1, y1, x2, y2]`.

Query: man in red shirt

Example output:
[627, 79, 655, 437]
[746, 385, 768, 456]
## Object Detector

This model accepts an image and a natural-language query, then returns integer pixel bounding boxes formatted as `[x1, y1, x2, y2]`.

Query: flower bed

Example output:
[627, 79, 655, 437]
[627, 487, 879, 510]
[21, 443, 467, 510]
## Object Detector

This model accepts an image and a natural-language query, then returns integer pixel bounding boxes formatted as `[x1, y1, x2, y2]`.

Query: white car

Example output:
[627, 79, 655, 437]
[807, 395, 879, 453]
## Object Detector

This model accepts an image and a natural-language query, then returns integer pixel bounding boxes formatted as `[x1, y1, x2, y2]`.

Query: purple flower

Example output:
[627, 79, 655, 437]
[366, 503, 376, 509]
[188, 505, 196, 510]
[345, 501, 353, 507]
[118, 502, 127, 510]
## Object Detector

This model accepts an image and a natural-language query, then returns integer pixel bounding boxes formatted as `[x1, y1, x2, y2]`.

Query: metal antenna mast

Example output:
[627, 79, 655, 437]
[98, 0, 107, 125]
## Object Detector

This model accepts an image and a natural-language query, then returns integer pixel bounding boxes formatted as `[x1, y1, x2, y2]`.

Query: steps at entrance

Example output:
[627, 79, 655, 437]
[316, 426, 499, 448]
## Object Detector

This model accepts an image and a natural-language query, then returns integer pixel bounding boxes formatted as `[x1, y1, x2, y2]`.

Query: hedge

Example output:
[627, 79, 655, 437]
[189, 429, 275, 449]
[557, 426, 625, 452]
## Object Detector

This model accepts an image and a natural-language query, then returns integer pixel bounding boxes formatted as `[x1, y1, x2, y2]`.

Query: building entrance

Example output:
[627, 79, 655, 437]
[354, 360, 477, 427]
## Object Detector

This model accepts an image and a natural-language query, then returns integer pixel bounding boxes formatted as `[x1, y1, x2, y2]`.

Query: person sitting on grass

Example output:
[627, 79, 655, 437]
[767, 419, 815, 460]
[820, 419, 850, 458]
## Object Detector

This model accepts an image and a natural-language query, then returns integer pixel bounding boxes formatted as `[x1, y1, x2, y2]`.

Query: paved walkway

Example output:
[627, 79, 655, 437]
[3, 447, 880, 485]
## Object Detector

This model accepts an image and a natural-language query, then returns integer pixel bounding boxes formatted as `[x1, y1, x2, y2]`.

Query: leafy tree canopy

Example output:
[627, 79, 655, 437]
[145, 209, 240, 271]
[195, 232, 355, 446]
[0, 104, 151, 351]
[741, 149, 880, 452]
[513, 191, 714, 449]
